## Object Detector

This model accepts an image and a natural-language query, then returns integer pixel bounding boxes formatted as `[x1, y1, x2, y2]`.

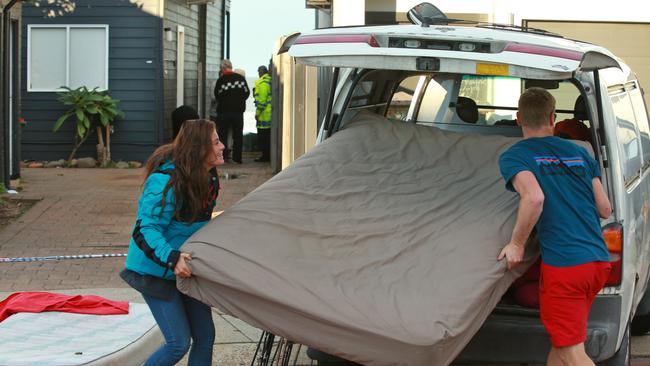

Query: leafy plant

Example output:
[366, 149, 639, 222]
[54, 86, 125, 164]
[0, 184, 6, 206]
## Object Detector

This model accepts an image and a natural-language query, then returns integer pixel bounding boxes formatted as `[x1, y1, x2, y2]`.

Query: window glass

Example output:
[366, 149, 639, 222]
[628, 86, 650, 167]
[348, 81, 374, 107]
[69, 28, 107, 89]
[386, 76, 420, 121]
[416, 77, 449, 123]
[29, 28, 66, 90]
[611, 92, 642, 182]
[28, 25, 108, 91]
[458, 75, 519, 125]
[547, 81, 585, 126]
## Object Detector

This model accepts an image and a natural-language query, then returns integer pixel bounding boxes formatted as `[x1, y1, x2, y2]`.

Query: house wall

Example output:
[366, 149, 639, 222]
[20, 0, 164, 162]
[161, 0, 222, 142]
[205, 3, 223, 118]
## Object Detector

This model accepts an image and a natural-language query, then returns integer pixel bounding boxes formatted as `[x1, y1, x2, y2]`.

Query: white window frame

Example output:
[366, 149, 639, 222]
[27, 24, 109, 92]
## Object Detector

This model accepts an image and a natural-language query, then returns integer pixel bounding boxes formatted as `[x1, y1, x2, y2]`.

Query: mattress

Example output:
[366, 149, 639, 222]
[0, 303, 162, 366]
[178, 113, 539, 365]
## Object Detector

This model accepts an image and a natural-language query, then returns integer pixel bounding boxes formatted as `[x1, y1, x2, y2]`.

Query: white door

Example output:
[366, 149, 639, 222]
[176, 25, 185, 107]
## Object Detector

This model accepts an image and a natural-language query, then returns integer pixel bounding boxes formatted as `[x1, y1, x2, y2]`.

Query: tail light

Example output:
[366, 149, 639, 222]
[294, 34, 380, 48]
[603, 223, 623, 286]
[503, 43, 583, 61]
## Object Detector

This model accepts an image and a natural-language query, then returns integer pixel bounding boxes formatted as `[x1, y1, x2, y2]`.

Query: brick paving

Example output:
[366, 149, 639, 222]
[4, 159, 650, 364]
[0, 160, 274, 292]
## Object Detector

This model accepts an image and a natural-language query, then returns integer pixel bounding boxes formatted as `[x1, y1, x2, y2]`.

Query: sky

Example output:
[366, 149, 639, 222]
[229, 0, 316, 78]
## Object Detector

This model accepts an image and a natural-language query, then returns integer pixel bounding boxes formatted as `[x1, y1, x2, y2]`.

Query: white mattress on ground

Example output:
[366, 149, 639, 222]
[0, 302, 162, 366]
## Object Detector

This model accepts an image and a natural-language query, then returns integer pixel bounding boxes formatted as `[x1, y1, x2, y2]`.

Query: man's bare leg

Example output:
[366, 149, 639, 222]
[547, 343, 594, 366]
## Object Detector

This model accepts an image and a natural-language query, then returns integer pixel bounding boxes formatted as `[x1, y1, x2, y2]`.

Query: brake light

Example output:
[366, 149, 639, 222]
[503, 43, 583, 61]
[294, 34, 380, 48]
[603, 223, 623, 286]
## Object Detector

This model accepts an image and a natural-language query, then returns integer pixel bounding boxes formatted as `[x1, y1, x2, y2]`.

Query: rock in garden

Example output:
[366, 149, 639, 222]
[115, 161, 130, 169]
[28, 162, 43, 168]
[128, 161, 143, 169]
[44, 159, 65, 168]
[69, 159, 78, 168]
[77, 157, 97, 168]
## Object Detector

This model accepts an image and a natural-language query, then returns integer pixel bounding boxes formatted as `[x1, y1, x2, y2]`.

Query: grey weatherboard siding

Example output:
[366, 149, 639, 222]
[21, 0, 164, 162]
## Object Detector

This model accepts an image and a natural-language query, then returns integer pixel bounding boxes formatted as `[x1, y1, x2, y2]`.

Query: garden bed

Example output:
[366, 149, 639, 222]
[0, 197, 38, 231]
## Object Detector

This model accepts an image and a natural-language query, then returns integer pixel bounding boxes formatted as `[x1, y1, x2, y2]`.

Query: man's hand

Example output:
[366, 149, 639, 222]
[174, 252, 193, 278]
[498, 242, 525, 270]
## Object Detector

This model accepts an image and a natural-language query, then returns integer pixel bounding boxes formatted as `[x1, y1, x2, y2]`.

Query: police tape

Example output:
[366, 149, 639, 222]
[0, 253, 127, 263]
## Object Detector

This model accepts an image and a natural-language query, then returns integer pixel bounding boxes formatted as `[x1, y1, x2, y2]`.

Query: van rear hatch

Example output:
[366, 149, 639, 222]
[287, 24, 620, 78]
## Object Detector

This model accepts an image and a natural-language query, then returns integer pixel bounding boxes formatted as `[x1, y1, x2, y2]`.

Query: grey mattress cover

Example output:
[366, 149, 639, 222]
[178, 113, 539, 365]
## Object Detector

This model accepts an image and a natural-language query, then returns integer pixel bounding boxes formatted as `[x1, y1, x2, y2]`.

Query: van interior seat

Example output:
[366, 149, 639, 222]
[573, 95, 588, 121]
[569, 139, 595, 158]
[455, 97, 478, 124]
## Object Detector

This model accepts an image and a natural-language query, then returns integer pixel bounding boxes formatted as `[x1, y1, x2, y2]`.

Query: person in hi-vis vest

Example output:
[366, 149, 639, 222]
[254, 65, 272, 162]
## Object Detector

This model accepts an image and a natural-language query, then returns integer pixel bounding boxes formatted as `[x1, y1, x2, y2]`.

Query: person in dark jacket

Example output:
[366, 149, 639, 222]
[214, 59, 250, 164]
[121, 119, 224, 366]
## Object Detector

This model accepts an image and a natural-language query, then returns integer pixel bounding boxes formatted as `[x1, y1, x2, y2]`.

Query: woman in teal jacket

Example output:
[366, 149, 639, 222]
[121, 119, 224, 365]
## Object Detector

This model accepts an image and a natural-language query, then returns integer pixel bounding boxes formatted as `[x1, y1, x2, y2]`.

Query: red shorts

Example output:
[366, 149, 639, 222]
[539, 261, 611, 347]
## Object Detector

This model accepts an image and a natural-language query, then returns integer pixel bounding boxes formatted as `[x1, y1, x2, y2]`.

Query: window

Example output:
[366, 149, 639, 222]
[547, 81, 585, 125]
[416, 76, 451, 124]
[610, 90, 642, 183]
[628, 84, 650, 168]
[28, 25, 108, 92]
[458, 75, 520, 125]
[386, 76, 421, 121]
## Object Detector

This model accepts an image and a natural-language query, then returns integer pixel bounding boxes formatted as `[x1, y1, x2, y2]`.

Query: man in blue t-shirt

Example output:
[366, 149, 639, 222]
[498, 87, 612, 366]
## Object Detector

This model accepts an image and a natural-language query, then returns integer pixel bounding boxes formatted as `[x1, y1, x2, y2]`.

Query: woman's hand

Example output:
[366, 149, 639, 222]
[174, 252, 193, 278]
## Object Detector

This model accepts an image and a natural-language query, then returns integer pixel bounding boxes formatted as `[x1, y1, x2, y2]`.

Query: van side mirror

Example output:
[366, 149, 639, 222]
[407, 2, 448, 27]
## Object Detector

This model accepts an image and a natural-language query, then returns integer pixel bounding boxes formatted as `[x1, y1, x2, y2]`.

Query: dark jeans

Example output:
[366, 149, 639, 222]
[142, 290, 215, 366]
[257, 128, 271, 161]
[217, 113, 244, 163]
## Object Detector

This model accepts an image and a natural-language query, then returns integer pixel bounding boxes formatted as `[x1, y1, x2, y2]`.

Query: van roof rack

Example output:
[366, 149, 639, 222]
[475, 23, 563, 38]
[406, 2, 563, 37]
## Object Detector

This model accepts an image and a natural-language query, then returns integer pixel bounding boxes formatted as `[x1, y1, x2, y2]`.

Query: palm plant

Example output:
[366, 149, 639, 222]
[53, 86, 125, 164]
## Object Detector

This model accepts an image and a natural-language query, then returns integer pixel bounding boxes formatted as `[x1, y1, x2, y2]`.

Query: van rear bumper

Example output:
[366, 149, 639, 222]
[455, 295, 622, 364]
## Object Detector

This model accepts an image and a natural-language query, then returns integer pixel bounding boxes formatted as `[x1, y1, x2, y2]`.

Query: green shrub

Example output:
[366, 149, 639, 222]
[54, 86, 125, 164]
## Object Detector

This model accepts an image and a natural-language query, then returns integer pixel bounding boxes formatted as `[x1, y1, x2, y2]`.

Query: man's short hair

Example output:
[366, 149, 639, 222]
[258, 65, 268, 74]
[220, 59, 232, 70]
[518, 87, 556, 129]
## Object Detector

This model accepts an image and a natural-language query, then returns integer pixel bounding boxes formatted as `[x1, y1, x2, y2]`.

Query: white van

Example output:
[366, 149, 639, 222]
[285, 4, 650, 365]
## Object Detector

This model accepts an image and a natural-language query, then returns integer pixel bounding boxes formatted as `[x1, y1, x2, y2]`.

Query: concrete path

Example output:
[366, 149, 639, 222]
[3, 161, 650, 365]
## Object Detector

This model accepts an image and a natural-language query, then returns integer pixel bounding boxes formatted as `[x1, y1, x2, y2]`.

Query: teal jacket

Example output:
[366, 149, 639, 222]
[124, 162, 219, 280]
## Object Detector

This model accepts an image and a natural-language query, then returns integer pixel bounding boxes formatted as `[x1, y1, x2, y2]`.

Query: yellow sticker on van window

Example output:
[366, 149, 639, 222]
[476, 63, 509, 76]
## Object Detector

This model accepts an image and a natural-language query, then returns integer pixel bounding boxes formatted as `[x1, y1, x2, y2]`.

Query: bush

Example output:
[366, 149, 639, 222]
[54, 86, 125, 164]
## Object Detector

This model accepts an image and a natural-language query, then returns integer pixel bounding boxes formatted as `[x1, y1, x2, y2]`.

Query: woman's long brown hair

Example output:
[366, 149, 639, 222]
[143, 119, 216, 222]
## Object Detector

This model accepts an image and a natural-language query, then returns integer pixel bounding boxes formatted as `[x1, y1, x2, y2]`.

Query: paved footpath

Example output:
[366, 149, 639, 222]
[0, 161, 274, 291]
[3, 162, 650, 365]
[0, 161, 287, 365]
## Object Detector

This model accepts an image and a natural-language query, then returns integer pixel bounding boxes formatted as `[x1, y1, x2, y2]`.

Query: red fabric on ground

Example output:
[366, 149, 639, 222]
[0, 292, 129, 322]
